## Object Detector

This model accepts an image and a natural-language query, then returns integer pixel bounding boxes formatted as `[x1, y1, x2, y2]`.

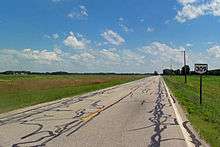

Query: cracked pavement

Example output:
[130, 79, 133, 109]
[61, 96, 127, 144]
[0, 76, 199, 147]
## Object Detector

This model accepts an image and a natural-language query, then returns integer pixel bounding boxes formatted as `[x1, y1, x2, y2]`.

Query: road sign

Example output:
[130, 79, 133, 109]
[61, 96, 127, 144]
[194, 64, 208, 105]
[194, 64, 208, 74]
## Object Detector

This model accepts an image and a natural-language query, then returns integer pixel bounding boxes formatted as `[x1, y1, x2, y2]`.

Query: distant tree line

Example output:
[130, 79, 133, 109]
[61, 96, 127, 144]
[163, 65, 190, 75]
[0, 71, 154, 76]
[163, 65, 220, 75]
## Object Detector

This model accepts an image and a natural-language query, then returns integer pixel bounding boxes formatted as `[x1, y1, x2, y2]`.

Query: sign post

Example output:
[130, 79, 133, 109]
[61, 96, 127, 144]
[194, 64, 208, 105]
[200, 75, 202, 105]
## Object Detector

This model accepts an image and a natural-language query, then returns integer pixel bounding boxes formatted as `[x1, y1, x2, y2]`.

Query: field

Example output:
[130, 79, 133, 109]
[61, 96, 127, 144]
[164, 76, 220, 147]
[0, 74, 145, 114]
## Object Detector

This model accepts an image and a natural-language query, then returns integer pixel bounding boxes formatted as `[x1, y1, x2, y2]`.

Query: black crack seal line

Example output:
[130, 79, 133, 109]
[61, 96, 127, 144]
[148, 80, 180, 147]
[183, 121, 202, 147]
[148, 80, 167, 147]
[0, 86, 117, 126]
[66, 85, 140, 136]
[12, 86, 140, 147]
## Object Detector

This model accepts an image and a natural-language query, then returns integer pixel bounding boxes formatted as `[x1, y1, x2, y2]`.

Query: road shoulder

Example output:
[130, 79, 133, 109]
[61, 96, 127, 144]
[162, 77, 210, 147]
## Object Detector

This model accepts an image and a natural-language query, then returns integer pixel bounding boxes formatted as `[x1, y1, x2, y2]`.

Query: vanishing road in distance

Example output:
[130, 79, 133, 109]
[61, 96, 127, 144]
[0, 76, 201, 147]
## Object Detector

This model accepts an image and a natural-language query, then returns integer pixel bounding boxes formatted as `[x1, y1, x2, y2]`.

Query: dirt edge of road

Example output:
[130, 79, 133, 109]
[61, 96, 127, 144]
[162, 77, 210, 147]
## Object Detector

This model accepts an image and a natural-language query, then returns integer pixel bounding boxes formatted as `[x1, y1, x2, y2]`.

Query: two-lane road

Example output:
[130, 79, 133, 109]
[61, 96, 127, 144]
[0, 76, 198, 147]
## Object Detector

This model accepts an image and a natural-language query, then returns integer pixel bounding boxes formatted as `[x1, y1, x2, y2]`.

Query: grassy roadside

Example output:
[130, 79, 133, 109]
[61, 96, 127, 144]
[164, 75, 220, 147]
[0, 74, 145, 114]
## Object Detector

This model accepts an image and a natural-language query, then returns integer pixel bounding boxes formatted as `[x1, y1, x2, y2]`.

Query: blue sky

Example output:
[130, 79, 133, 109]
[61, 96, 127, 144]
[0, 0, 220, 73]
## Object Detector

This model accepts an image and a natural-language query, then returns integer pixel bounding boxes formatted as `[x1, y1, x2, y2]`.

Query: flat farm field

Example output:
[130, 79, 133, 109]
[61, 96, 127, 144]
[0, 74, 145, 114]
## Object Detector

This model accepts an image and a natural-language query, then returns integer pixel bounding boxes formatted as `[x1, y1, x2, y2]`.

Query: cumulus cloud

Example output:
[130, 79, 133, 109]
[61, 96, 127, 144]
[207, 45, 220, 58]
[52, 33, 59, 39]
[186, 43, 193, 47]
[63, 32, 89, 49]
[164, 20, 170, 24]
[176, 4, 206, 22]
[70, 52, 96, 63]
[0, 48, 64, 72]
[121, 50, 145, 66]
[67, 5, 88, 20]
[99, 49, 120, 62]
[177, 0, 196, 5]
[176, 0, 220, 23]
[101, 30, 125, 45]
[140, 42, 185, 66]
[1, 40, 220, 72]
[118, 17, 133, 33]
[23, 48, 60, 62]
[0, 48, 61, 63]
[44, 33, 59, 40]
[147, 27, 155, 32]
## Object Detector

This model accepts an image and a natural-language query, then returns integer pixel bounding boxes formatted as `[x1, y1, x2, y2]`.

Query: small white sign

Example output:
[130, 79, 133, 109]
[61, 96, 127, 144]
[195, 64, 208, 74]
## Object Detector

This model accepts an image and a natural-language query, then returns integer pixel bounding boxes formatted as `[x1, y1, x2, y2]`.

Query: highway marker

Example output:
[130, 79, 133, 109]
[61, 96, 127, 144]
[194, 64, 208, 105]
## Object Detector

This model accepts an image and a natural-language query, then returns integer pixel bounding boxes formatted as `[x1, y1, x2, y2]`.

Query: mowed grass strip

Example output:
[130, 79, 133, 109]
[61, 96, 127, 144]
[0, 75, 145, 114]
[164, 76, 220, 147]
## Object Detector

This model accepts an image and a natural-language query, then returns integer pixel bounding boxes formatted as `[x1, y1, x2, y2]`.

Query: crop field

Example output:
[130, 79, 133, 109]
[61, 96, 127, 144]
[164, 76, 220, 147]
[0, 74, 145, 114]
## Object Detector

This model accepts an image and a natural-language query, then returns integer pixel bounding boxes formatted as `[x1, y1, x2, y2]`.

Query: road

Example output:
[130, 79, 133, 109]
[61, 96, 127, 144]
[0, 76, 201, 147]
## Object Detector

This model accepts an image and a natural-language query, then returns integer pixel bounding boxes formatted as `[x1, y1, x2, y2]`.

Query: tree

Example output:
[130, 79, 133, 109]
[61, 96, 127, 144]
[181, 65, 190, 75]
[154, 71, 158, 75]
[174, 69, 181, 75]
[163, 69, 174, 75]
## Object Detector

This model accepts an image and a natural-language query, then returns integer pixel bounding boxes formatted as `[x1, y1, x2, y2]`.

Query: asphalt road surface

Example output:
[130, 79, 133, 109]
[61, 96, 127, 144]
[0, 76, 201, 147]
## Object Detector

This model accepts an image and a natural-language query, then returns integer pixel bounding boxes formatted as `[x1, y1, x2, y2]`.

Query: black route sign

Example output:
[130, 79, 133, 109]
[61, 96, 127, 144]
[194, 64, 208, 74]
[194, 63, 208, 105]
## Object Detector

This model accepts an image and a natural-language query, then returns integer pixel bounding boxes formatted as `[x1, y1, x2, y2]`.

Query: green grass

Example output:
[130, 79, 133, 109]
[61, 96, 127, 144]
[164, 75, 220, 147]
[0, 74, 145, 114]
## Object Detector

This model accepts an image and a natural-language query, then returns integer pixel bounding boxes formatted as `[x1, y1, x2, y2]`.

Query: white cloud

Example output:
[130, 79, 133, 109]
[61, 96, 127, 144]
[207, 45, 220, 58]
[0, 48, 61, 63]
[23, 48, 60, 62]
[118, 17, 133, 33]
[176, 4, 205, 22]
[53, 47, 62, 55]
[43, 34, 51, 39]
[63, 32, 89, 49]
[52, 33, 59, 39]
[176, 0, 220, 23]
[70, 52, 96, 63]
[164, 20, 170, 24]
[140, 42, 185, 65]
[101, 30, 125, 45]
[67, 5, 88, 20]
[177, 0, 196, 5]
[1, 41, 220, 72]
[99, 49, 120, 62]
[139, 18, 145, 22]
[147, 27, 155, 32]
[186, 43, 193, 47]
[207, 41, 215, 45]
[44, 33, 59, 40]
[121, 50, 145, 66]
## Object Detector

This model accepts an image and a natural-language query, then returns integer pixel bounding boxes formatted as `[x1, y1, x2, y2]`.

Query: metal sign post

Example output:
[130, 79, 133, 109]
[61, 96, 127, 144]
[194, 64, 208, 105]
[200, 75, 202, 105]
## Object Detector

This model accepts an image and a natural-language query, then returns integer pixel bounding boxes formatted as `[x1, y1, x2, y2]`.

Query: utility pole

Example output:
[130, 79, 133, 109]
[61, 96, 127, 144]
[183, 50, 187, 84]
